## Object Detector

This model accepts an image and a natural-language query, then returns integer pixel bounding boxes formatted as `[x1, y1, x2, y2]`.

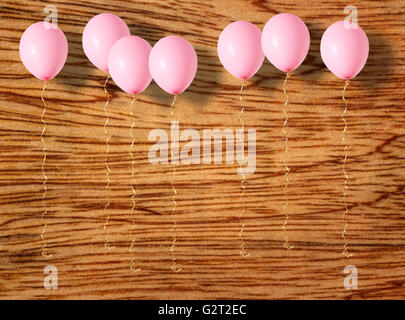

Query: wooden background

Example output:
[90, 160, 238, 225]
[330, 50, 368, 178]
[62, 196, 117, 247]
[0, 0, 404, 300]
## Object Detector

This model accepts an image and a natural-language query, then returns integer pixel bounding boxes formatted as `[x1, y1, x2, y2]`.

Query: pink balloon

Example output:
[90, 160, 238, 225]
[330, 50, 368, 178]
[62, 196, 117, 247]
[82, 13, 130, 72]
[262, 13, 310, 73]
[108, 36, 152, 96]
[217, 21, 264, 80]
[19, 22, 68, 81]
[321, 21, 369, 80]
[149, 36, 197, 95]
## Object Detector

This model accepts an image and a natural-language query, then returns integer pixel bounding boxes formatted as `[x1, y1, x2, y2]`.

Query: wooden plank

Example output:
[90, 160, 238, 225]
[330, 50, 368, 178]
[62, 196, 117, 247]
[0, 0, 404, 299]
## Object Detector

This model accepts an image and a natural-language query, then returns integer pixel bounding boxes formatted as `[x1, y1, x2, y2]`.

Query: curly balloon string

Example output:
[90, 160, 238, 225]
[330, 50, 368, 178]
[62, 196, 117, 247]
[342, 80, 353, 258]
[282, 72, 294, 250]
[40, 80, 52, 259]
[170, 95, 181, 272]
[238, 80, 249, 257]
[128, 95, 141, 272]
[102, 73, 114, 250]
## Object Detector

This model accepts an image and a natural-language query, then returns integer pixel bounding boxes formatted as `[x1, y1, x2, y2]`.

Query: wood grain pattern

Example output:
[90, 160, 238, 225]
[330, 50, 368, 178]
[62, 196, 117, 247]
[0, 0, 404, 300]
